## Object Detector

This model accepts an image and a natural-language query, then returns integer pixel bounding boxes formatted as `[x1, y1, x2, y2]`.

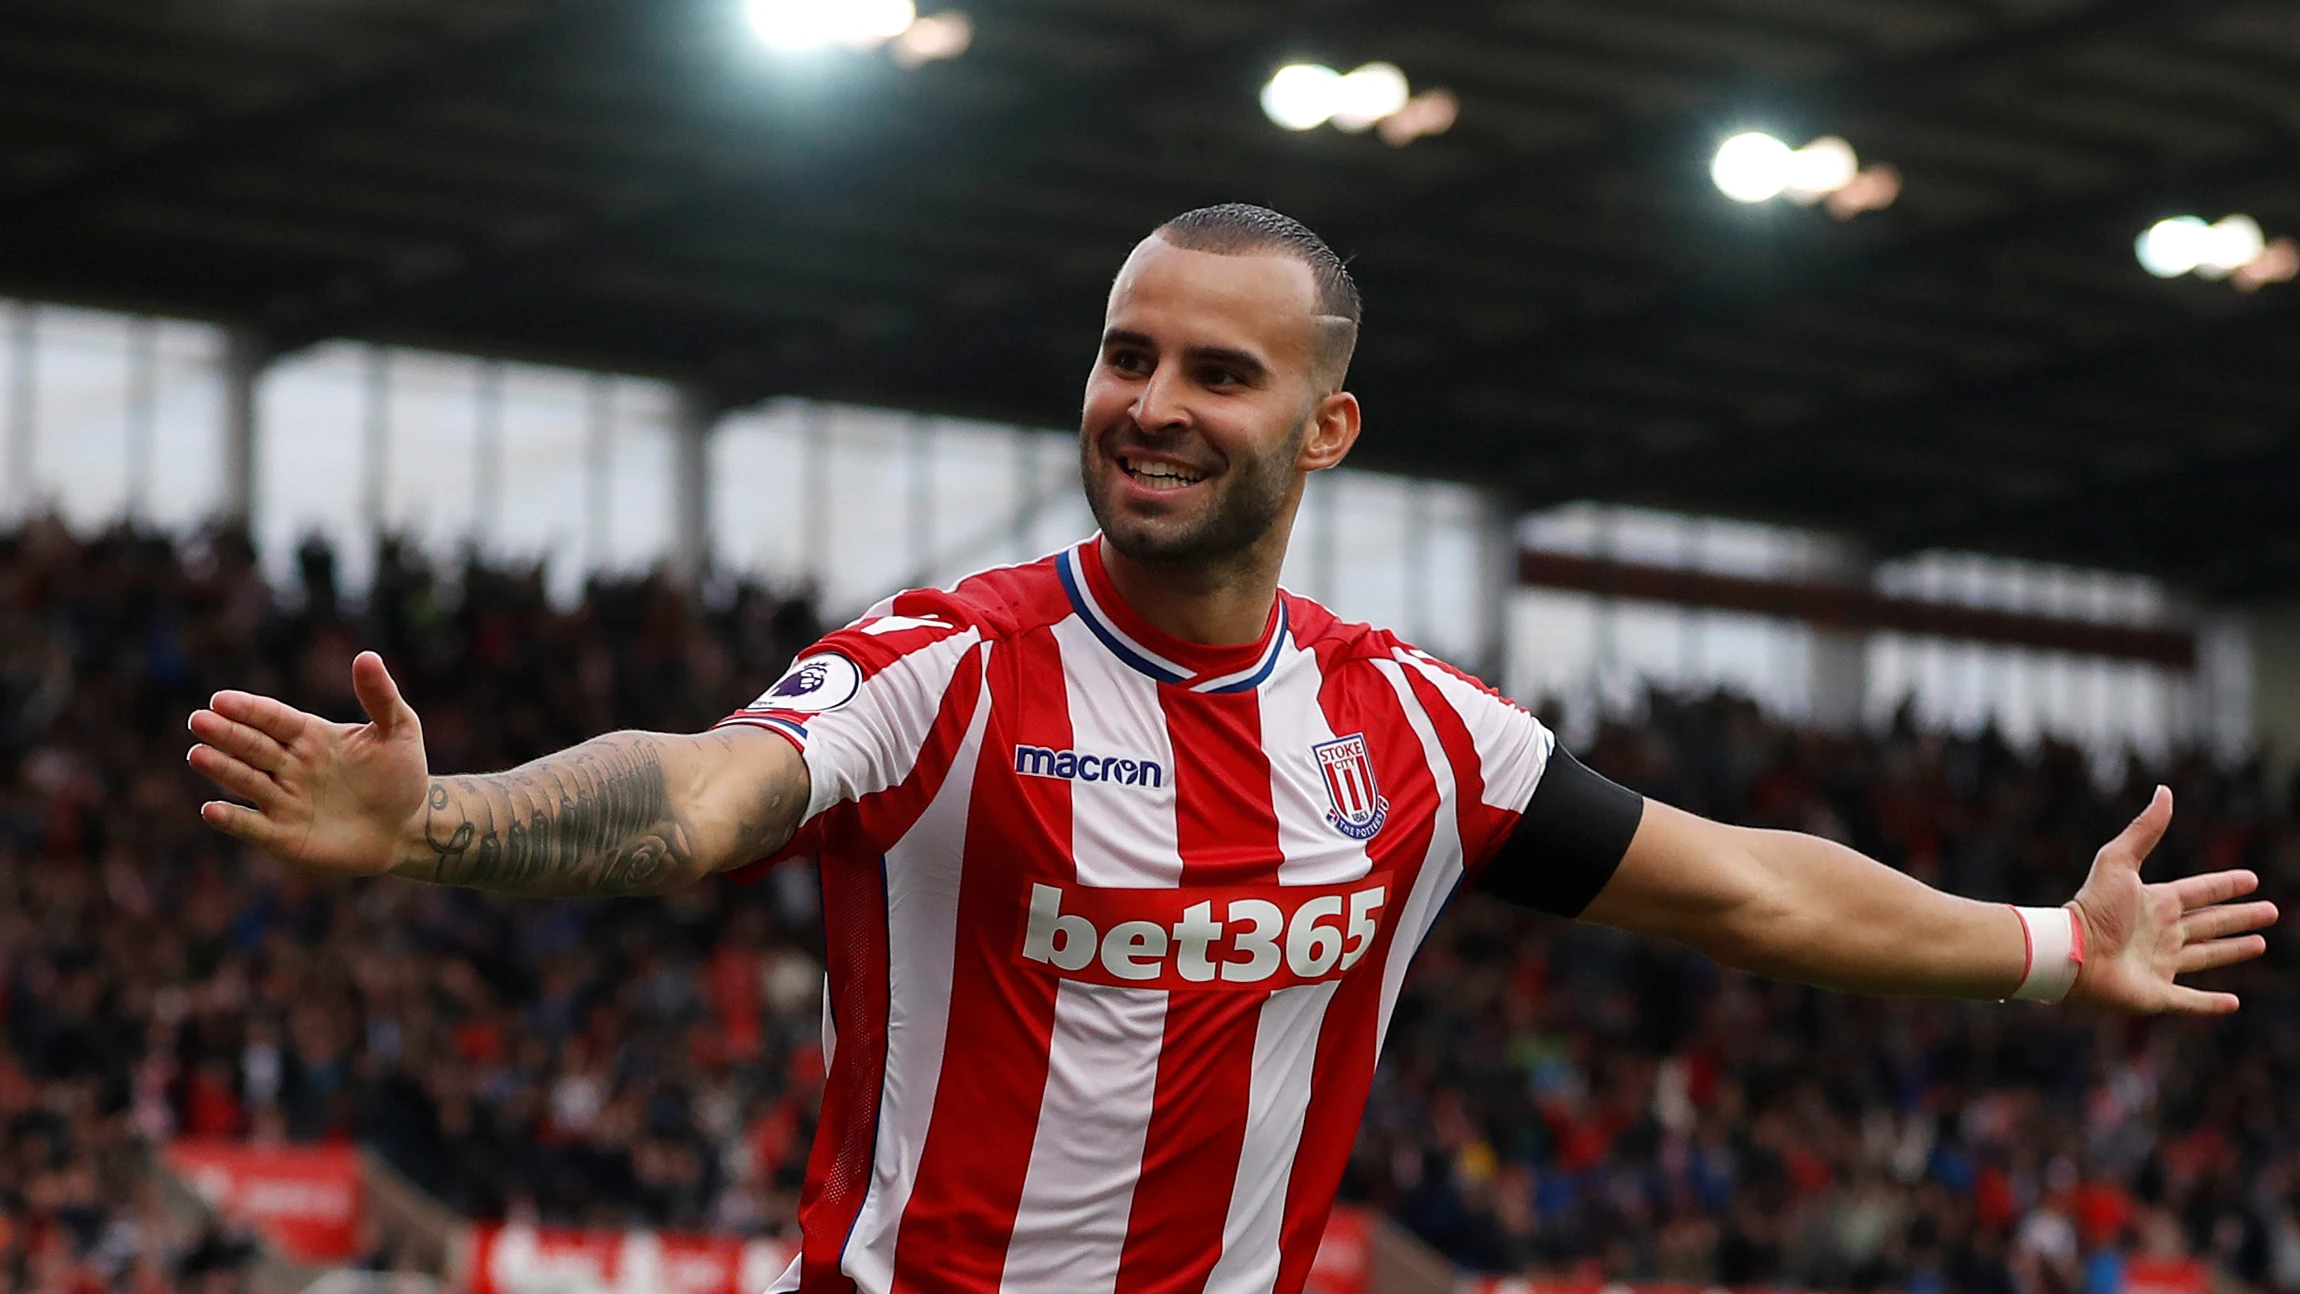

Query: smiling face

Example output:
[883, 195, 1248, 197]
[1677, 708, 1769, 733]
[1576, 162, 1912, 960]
[1080, 235, 1359, 575]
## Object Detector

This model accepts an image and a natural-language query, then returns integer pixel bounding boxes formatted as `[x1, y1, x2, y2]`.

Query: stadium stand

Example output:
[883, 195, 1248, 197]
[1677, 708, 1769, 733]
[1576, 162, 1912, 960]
[2, 519, 2293, 1293]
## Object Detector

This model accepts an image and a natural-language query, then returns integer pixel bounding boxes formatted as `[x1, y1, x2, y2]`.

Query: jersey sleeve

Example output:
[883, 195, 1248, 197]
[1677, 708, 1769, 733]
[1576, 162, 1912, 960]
[716, 589, 990, 872]
[1392, 647, 1641, 917]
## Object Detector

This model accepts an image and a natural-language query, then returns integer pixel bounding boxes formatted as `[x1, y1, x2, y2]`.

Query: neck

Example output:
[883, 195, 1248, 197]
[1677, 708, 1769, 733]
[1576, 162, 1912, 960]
[1096, 532, 1285, 646]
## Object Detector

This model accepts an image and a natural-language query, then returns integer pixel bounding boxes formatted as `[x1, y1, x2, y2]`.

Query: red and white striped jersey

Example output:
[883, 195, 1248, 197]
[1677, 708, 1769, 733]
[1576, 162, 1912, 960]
[719, 538, 1559, 1294]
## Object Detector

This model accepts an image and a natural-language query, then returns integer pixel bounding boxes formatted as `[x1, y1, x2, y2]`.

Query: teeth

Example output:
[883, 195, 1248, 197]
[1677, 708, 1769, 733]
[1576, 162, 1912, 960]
[1121, 456, 1204, 489]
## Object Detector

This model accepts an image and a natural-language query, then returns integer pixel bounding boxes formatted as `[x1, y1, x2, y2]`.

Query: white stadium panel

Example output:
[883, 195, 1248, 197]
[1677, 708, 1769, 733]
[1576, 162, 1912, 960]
[489, 363, 593, 606]
[7, 304, 229, 533]
[599, 380, 680, 581]
[376, 349, 486, 572]
[258, 342, 373, 594]
[25, 306, 136, 529]
[140, 322, 229, 531]
[710, 403, 809, 585]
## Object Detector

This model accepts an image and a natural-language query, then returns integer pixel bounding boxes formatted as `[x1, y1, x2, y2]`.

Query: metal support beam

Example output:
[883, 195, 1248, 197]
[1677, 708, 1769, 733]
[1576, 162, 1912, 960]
[125, 316, 158, 525]
[220, 327, 266, 530]
[907, 415, 935, 579]
[584, 375, 614, 573]
[800, 401, 831, 586]
[2248, 606, 2300, 797]
[1012, 427, 1039, 564]
[473, 360, 503, 549]
[361, 345, 391, 543]
[1310, 471, 1339, 607]
[669, 386, 720, 588]
[1807, 543, 1874, 734]
[5, 303, 34, 521]
[1405, 482, 1433, 647]
[1477, 489, 1519, 689]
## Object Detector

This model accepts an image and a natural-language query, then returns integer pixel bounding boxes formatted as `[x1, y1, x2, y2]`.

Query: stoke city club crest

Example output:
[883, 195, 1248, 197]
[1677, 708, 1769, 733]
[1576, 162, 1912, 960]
[1313, 733, 1389, 841]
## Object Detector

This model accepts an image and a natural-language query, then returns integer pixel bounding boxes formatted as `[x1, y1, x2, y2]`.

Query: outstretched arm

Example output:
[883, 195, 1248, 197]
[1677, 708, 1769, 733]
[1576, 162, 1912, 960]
[189, 651, 805, 897]
[1580, 786, 2276, 1013]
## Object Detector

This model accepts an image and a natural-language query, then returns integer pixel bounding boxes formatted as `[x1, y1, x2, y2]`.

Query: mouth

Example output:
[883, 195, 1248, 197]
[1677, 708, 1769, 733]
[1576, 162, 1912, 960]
[1116, 452, 1210, 493]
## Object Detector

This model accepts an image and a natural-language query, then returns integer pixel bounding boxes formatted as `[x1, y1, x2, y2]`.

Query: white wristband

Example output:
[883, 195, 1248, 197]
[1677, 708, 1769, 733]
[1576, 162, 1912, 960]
[2009, 904, 2085, 1002]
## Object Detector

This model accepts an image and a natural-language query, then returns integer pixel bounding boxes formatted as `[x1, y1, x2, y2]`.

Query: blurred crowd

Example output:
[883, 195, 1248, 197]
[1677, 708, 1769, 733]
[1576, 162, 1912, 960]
[0, 519, 829, 1290]
[2, 517, 2295, 1293]
[1358, 693, 2300, 1293]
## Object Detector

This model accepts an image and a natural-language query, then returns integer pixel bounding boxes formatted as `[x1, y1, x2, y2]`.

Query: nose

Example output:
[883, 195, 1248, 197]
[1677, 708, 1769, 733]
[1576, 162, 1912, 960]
[1129, 361, 1191, 434]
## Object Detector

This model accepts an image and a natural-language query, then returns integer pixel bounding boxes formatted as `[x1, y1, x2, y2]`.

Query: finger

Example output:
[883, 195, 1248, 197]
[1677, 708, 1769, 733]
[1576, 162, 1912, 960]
[2157, 984, 2240, 1015]
[199, 800, 284, 851]
[2180, 900, 2279, 942]
[350, 651, 417, 737]
[208, 690, 316, 747]
[2098, 784, 2172, 873]
[2167, 869, 2259, 910]
[187, 709, 290, 774]
[187, 744, 283, 809]
[2177, 935, 2268, 975]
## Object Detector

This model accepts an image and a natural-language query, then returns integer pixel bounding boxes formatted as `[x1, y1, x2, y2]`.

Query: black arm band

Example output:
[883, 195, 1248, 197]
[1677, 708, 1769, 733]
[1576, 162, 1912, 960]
[1474, 747, 1644, 918]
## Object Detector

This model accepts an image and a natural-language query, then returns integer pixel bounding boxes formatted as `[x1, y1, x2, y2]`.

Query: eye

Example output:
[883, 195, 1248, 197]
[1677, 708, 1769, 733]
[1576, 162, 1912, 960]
[1200, 365, 1245, 389]
[1106, 349, 1153, 377]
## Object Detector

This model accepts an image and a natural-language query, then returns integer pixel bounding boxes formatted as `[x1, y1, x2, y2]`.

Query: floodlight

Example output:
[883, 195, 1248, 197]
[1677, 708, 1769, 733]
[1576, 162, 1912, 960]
[744, 0, 918, 52]
[1711, 132, 1793, 204]
[2196, 215, 2265, 279]
[1377, 88, 1459, 147]
[2233, 238, 2299, 292]
[1783, 136, 1858, 204]
[1329, 63, 1410, 132]
[2138, 215, 2268, 279]
[2137, 217, 2210, 277]
[1263, 64, 1343, 131]
[889, 9, 970, 67]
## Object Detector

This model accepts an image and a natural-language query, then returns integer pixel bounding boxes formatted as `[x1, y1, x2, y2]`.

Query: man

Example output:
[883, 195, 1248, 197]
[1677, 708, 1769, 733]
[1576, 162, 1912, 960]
[187, 204, 2273, 1294]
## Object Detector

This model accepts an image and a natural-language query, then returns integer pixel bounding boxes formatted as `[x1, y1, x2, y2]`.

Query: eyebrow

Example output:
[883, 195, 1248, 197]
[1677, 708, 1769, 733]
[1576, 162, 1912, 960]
[1100, 329, 1270, 381]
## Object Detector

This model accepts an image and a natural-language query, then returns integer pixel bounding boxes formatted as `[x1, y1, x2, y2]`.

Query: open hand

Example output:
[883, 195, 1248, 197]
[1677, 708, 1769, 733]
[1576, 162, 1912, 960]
[187, 651, 430, 876]
[2068, 786, 2277, 1014]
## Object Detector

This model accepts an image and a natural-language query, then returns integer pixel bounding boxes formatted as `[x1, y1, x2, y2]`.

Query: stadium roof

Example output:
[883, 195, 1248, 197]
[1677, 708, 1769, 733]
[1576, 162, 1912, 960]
[4, 0, 2298, 596]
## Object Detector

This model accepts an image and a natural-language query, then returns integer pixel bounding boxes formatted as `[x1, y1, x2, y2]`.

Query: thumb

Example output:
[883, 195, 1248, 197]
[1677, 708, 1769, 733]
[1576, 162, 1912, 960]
[2100, 784, 2172, 873]
[351, 651, 418, 737]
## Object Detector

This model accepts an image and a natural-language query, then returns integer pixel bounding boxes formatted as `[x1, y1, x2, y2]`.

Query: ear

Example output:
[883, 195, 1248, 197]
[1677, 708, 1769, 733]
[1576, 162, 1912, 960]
[1297, 391, 1361, 472]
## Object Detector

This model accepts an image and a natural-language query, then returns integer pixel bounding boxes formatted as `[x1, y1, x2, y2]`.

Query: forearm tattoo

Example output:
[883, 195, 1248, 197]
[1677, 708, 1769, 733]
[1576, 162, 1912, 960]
[413, 736, 699, 897]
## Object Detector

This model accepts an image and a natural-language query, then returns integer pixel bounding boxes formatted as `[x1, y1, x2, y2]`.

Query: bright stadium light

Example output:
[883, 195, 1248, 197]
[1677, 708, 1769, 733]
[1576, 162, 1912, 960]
[1377, 88, 1458, 147]
[1713, 131, 1899, 219]
[888, 9, 970, 67]
[2138, 214, 2268, 279]
[1261, 61, 1451, 143]
[1329, 63, 1410, 132]
[1262, 63, 1344, 131]
[2196, 214, 2265, 279]
[1711, 132, 1794, 203]
[2137, 216, 2215, 277]
[744, 0, 918, 53]
[1782, 136, 1858, 204]
[2234, 237, 2300, 292]
[2138, 214, 2294, 290]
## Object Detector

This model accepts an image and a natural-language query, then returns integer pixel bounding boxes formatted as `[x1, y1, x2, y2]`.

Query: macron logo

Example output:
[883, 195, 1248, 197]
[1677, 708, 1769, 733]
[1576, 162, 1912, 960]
[1013, 745, 1164, 789]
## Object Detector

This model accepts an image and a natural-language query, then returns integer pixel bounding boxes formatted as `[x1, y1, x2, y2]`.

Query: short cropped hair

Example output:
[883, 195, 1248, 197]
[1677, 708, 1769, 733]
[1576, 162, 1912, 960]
[1154, 203, 1360, 390]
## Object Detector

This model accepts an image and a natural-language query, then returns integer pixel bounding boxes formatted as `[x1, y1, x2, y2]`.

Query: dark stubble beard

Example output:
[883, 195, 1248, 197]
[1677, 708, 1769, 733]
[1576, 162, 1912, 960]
[1083, 418, 1307, 573]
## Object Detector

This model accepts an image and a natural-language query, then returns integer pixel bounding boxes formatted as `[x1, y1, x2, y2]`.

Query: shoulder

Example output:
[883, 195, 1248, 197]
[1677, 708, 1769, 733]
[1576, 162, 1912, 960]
[1280, 591, 1530, 718]
[939, 551, 1075, 644]
[816, 553, 1070, 667]
[1278, 590, 1389, 663]
[1277, 591, 1454, 677]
